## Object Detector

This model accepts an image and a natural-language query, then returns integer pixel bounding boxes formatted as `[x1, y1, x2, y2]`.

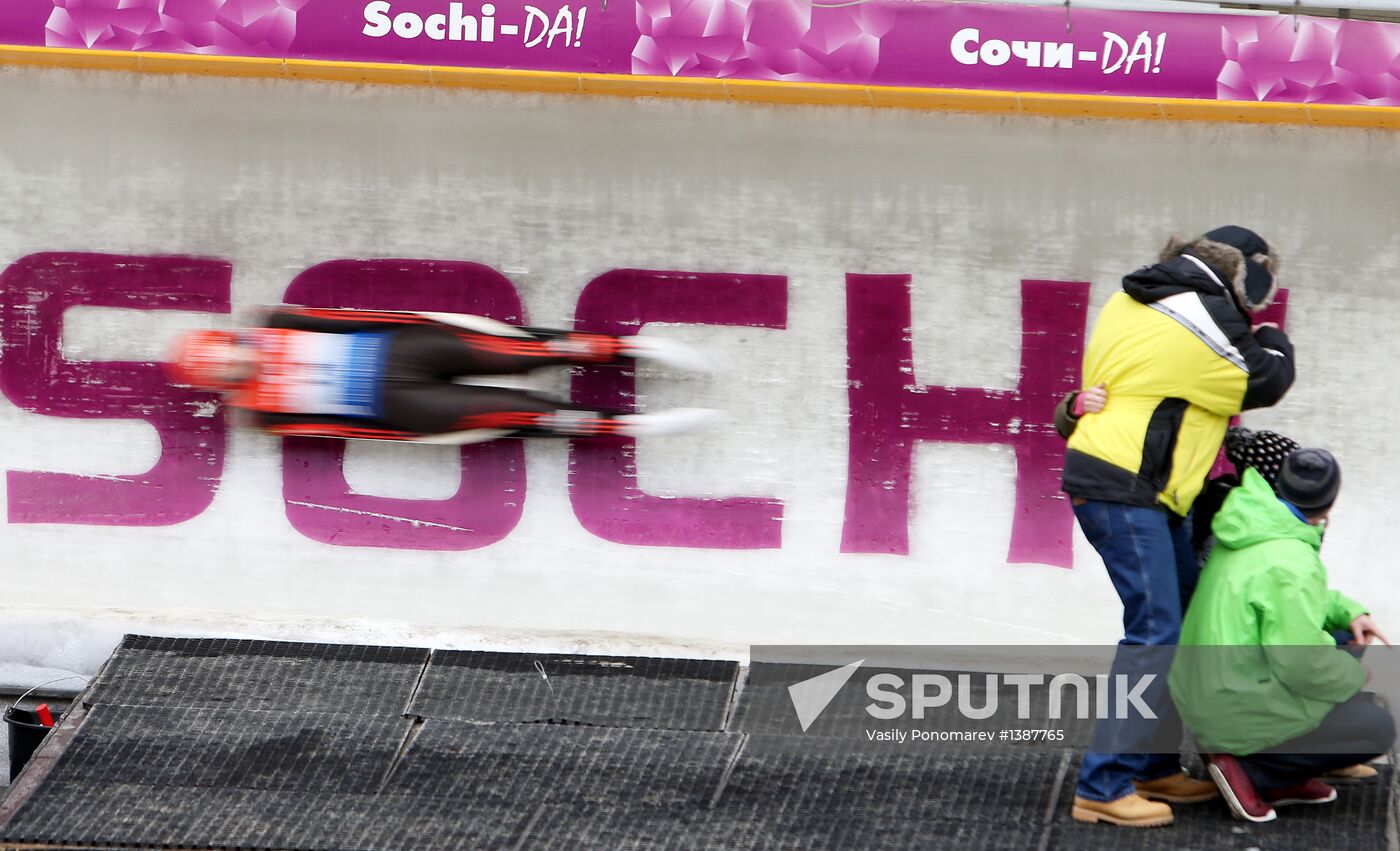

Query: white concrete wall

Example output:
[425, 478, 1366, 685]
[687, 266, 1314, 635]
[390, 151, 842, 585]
[1, 66, 1398, 683]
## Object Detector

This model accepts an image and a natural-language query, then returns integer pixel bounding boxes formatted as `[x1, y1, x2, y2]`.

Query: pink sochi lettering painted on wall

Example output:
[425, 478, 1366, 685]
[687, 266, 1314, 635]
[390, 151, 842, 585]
[842, 276, 1089, 567]
[569, 269, 787, 549]
[0, 254, 1297, 561]
[280, 260, 526, 550]
[8, 1, 1400, 106]
[0, 253, 231, 525]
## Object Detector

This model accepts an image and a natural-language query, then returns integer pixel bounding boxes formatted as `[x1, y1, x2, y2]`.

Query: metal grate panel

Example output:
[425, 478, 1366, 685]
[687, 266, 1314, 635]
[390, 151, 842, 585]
[85, 636, 429, 716]
[407, 650, 739, 730]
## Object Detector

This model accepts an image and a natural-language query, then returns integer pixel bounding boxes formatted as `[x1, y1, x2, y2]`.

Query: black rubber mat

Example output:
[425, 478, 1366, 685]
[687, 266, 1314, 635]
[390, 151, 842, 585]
[0, 783, 526, 850]
[1, 637, 1392, 851]
[517, 804, 1043, 851]
[0, 722, 742, 849]
[43, 705, 412, 795]
[384, 719, 743, 808]
[719, 742, 1069, 823]
[407, 650, 739, 730]
[84, 635, 429, 716]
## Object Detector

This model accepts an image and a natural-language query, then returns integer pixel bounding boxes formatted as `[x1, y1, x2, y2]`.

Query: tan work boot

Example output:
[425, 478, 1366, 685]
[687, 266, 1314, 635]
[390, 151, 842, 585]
[1135, 772, 1220, 803]
[1322, 763, 1378, 783]
[1071, 793, 1174, 827]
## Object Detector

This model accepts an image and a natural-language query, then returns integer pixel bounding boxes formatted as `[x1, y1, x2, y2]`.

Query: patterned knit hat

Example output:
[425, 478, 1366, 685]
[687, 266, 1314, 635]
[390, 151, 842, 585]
[1224, 426, 1299, 490]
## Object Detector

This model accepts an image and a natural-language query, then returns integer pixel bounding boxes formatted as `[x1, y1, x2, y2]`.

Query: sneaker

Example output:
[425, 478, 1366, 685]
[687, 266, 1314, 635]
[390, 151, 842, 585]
[1070, 793, 1174, 828]
[614, 408, 722, 437]
[1322, 763, 1378, 784]
[1207, 754, 1277, 823]
[621, 335, 713, 371]
[1135, 772, 1219, 803]
[1264, 779, 1337, 807]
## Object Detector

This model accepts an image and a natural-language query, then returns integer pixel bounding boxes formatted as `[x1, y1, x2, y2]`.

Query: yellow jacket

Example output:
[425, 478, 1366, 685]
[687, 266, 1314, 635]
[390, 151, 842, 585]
[1063, 255, 1295, 516]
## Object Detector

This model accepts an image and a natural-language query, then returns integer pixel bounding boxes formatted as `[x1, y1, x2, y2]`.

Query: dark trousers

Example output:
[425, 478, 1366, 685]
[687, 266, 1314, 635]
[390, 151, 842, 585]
[380, 325, 623, 434]
[1240, 693, 1396, 793]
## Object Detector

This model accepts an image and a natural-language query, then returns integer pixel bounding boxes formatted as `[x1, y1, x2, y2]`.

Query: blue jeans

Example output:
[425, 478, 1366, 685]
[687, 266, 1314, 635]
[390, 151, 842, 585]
[1073, 499, 1200, 802]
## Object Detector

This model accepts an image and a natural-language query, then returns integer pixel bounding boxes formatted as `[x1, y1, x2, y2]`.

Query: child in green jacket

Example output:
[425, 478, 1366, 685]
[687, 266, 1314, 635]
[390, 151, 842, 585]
[1170, 449, 1394, 823]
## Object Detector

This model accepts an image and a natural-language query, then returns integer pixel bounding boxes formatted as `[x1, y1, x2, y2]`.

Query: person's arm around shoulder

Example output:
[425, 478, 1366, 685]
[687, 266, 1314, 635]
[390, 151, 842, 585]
[1053, 384, 1106, 439]
[1239, 321, 1296, 411]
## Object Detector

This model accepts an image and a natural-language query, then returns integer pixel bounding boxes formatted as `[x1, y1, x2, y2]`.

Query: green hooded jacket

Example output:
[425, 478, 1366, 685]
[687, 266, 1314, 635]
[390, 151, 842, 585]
[1169, 468, 1367, 755]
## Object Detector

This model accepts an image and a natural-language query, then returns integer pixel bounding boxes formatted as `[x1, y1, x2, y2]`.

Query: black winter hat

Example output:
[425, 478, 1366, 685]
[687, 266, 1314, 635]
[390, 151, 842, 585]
[1203, 225, 1280, 314]
[1159, 225, 1281, 314]
[1224, 426, 1299, 490]
[1276, 448, 1341, 515]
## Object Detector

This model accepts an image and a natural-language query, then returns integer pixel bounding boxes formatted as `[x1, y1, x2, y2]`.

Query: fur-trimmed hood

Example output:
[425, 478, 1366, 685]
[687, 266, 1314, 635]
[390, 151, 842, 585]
[1121, 253, 1233, 306]
[1156, 228, 1281, 314]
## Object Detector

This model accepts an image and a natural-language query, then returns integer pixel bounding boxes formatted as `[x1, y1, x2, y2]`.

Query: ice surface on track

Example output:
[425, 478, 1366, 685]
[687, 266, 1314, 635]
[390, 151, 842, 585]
[1, 66, 1398, 683]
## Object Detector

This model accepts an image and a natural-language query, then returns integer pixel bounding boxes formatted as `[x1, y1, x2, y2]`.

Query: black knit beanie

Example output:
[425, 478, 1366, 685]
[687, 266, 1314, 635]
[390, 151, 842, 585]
[1276, 448, 1342, 515]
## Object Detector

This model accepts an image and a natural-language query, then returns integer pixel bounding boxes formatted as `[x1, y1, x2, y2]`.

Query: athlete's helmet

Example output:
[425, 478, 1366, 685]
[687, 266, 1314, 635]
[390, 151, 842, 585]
[165, 330, 253, 390]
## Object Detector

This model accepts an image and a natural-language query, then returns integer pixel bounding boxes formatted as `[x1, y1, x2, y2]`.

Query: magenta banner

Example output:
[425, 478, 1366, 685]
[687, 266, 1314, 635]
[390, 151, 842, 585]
[5, 2, 1400, 106]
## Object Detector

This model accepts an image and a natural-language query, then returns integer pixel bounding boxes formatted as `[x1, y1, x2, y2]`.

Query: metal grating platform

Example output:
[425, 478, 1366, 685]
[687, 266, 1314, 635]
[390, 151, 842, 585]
[720, 746, 1069, 822]
[0, 783, 528, 850]
[509, 805, 1043, 851]
[0, 635, 1393, 850]
[43, 705, 412, 794]
[382, 721, 743, 807]
[85, 635, 430, 716]
[407, 650, 740, 730]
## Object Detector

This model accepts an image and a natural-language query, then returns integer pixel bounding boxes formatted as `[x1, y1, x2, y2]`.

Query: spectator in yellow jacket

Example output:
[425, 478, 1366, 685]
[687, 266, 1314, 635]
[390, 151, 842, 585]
[1066, 226, 1296, 829]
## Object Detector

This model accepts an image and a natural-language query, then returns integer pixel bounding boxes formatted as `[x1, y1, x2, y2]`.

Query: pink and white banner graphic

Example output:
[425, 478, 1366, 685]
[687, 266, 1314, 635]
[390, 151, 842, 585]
[5, 0, 1400, 106]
